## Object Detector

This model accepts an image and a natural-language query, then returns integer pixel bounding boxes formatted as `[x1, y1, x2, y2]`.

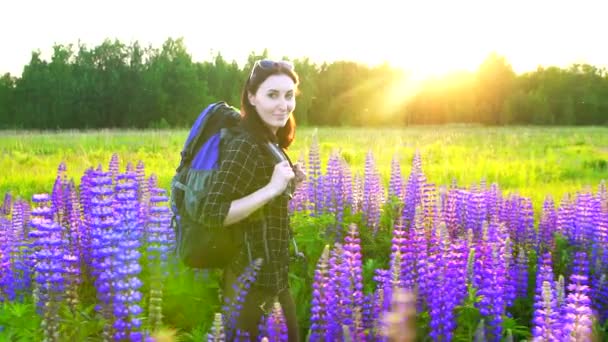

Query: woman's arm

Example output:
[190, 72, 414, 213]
[224, 160, 294, 226]
[199, 137, 294, 227]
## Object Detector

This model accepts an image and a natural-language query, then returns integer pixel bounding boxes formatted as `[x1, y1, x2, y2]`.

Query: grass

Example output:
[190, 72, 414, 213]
[1, 126, 607, 209]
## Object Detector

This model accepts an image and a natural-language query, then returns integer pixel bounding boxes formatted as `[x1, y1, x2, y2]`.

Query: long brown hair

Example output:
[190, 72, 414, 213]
[240, 60, 299, 149]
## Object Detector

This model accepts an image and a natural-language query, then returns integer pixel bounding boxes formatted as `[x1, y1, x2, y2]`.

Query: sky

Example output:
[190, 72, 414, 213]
[2, 0, 607, 80]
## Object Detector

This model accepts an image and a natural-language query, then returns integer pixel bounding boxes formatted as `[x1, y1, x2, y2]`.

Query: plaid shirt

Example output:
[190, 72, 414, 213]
[200, 130, 291, 293]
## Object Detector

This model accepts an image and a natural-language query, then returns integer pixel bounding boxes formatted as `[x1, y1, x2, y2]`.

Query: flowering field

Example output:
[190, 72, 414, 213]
[0, 126, 607, 341]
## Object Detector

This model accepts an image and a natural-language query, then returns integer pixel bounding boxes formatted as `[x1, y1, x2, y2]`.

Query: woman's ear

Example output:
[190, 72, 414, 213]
[248, 92, 256, 107]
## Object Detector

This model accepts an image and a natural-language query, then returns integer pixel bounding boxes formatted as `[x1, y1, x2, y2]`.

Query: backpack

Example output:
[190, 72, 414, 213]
[170, 101, 244, 269]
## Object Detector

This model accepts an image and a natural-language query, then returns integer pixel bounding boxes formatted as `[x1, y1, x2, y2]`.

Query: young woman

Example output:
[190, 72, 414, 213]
[200, 59, 305, 341]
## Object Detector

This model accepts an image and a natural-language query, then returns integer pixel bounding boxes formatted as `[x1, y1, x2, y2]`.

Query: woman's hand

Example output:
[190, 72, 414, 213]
[292, 162, 306, 188]
[268, 161, 295, 197]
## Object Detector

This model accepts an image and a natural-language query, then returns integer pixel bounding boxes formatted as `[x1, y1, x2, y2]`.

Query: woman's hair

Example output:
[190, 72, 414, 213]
[240, 60, 299, 149]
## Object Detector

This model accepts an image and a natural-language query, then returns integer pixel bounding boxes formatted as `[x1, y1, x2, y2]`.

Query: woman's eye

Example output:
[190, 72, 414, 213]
[268, 93, 278, 99]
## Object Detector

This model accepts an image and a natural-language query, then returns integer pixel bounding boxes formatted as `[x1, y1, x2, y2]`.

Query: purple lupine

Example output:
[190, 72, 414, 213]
[0, 215, 11, 302]
[388, 154, 404, 202]
[538, 196, 557, 253]
[362, 150, 383, 235]
[222, 258, 263, 341]
[572, 192, 599, 248]
[62, 180, 81, 310]
[427, 223, 465, 341]
[513, 247, 529, 299]
[147, 186, 174, 334]
[465, 188, 486, 239]
[533, 252, 556, 334]
[29, 193, 67, 340]
[342, 223, 365, 340]
[571, 251, 589, 286]
[442, 186, 459, 239]
[289, 154, 308, 213]
[50, 161, 68, 227]
[351, 173, 364, 214]
[561, 273, 594, 341]
[485, 183, 502, 221]
[307, 133, 322, 216]
[323, 152, 345, 238]
[87, 170, 122, 340]
[411, 207, 429, 311]
[516, 195, 536, 250]
[207, 313, 225, 342]
[309, 245, 330, 341]
[556, 194, 575, 242]
[325, 243, 346, 340]
[371, 269, 390, 340]
[10, 199, 31, 297]
[391, 215, 414, 290]
[532, 280, 562, 341]
[556, 275, 566, 309]
[402, 150, 427, 231]
[109, 152, 120, 180]
[259, 302, 288, 342]
[111, 173, 144, 341]
[136, 160, 147, 201]
[1, 192, 11, 216]
[503, 237, 517, 309]
[474, 220, 508, 341]
[592, 273, 607, 323]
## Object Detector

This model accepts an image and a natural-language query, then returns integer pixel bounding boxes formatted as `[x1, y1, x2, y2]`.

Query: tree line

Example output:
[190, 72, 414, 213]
[0, 37, 607, 129]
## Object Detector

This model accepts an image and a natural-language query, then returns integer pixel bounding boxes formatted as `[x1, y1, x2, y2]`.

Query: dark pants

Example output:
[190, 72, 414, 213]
[223, 268, 299, 342]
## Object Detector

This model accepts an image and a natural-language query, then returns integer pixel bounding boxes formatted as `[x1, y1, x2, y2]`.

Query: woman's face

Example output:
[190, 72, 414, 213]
[248, 74, 296, 133]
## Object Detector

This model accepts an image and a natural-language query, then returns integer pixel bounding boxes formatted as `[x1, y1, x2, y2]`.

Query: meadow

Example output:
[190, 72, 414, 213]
[2, 126, 607, 207]
[0, 126, 607, 341]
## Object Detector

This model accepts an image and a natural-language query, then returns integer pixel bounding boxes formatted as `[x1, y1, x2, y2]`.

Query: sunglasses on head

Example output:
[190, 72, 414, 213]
[249, 59, 294, 80]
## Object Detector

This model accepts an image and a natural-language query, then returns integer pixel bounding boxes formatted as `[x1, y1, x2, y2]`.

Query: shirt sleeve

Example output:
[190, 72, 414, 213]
[198, 137, 259, 227]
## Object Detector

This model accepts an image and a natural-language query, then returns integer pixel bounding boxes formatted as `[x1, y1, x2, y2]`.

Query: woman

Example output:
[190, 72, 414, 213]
[201, 59, 304, 341]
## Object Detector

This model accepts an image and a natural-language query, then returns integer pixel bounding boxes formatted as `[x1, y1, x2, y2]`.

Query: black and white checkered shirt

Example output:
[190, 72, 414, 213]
[200, 129, 291, 293]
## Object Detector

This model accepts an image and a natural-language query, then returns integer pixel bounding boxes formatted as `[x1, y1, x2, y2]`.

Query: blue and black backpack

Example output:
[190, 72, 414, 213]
[170, 101, 243, 269]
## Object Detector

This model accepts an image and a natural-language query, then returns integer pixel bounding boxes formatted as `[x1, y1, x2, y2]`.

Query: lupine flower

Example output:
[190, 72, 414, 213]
[1, 192, 12, 216]
[538, 196, 557, 253]
[561, 273, 594, 341]
[427, 222, 466, 341]
[222, 258, 263, 341]
[309, 245, 330, 341]
[29, 193, 67, 341]
[111, 173, 144, 341]
[532, 281, 561, 341]
[474, 220, 508, 341]
[342, 223, 365, 339]
[307, 132, 322, 216]
[513, 247, 529, 299]
[363, 150, 383, 235]
[0, 215, 11, 302]
[402, 151, 426, 231]
[390, 215, 414, 290]
[557, 195, 575, 242]
[259, 302, 288, 342]
[207, 313, 225, 342]
[556, 275, 566, 308]
[147, 186, 174, 334]
[10, 199, 31, 298]
[289, 153, 308, 213]
[388, 154, 404, 202]
[325, 243, 346, 340]
[109, 153, 120, 180]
